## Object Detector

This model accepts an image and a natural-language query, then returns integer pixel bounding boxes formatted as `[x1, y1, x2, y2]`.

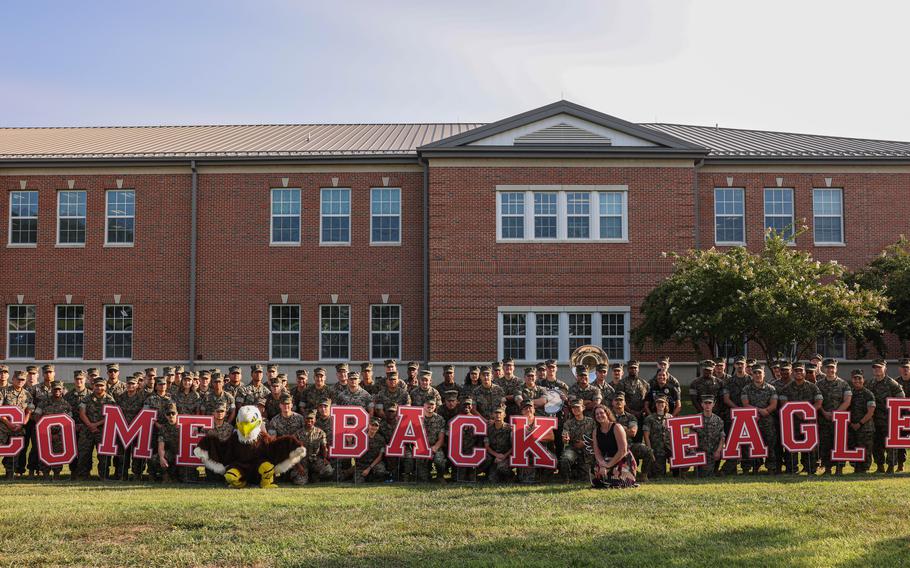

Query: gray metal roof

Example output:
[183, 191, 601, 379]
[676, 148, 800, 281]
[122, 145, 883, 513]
[641, 123, 910, 159]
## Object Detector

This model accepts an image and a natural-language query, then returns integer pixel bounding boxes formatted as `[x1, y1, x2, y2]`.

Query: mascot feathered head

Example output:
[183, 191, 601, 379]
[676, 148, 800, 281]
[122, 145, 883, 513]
[236, 405, 263, 444]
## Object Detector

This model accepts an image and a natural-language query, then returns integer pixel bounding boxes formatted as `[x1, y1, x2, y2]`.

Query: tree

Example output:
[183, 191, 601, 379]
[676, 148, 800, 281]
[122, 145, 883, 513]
[632, 230, 887, 361]
[848, 236, 910, 356]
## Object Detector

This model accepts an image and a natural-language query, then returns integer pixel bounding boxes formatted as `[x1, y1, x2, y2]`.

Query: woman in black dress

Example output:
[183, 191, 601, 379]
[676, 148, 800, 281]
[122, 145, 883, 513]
[592, 405, 638, 488]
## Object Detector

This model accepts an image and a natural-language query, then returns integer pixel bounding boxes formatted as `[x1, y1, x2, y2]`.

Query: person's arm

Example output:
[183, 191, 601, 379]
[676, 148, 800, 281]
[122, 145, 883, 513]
[836, 390, 852, 412]
[158, 439, 168, 469]
[605, 424, 628, 468]
[432, 429, 444, 452]
[363, 447, 385, 477]
[813, 393, 823, 411]
[643, 429, 652, 449]
[593, 427, 606, 468]
[672, 400, 682, 417]
[714, 431, 725, 460]
[79, 406, 95, 430]
[765, 397, 778, 414]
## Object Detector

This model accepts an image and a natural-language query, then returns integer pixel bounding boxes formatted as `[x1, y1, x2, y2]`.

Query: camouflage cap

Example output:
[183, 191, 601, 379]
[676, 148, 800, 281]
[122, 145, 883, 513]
[229, 365, 241, 373]
[544, 359, 557, 366]
[491, 361, 503, 370]
[822, 358, 838, 367]
[713, 358, 725, 365]
[851, 369, 865, 377]
[469, 365, 481, 372]
[305, 410, 317, 419]
[575, 365, 587, 376]
[613, 392, 625, 401]
[701, 360, 715, 369]
[92, 377, 107, 386]
[174, 365, 185, 373]
[106, 363, 119, 372]
[200, 370, 212, 378]
[87, 367, 100, 376]
[900, 357, 910, 367]
[654, 394, 668, 403]
[0, 364, 8, 372]
[144, 367, 158, 374]
[443, 391, 459, 401]
[155, 377, 167, 385]
[335, 363, 349, 372]
[423, 398, 437, 406]
[872, 358, 886, 368]
[370, 418, 381, 426]
[610, 363, 623, 370]
[267, 363, 278, 371]
[213, 401, 227, 412]
[501, 357, 514, 364]
[386, 402, 399, 412]
[523, 366, 536, 376]
[805, 363, 818, 372]
[769, 361, 780, 369]
[26, 365, 39, 372]
[251, 364, 263, 372]
[733, 356, 747, 364]
[132, 371, 144, 379]
[792, 362, 806, 370]
[126, 376, 139, 385]
[407, 361, 419, 370]
[279, 394, 293, 404]
[596, 363, 609, 372]
[314, 367, 326, 375]
[73, 370, 86, 379]
[51, 381, 64, 390]
[535, 363, 546, 371]
[419, 369, 432, 378]
[360, 362, 373, 371]
[479, 366, 491, 373]
[520, 399, 534, 409]
[569, 398, 583, 408]
[296, 369, 308, 377]
[462, 397, 474, 405]
[181, 371, 193, 379]
[779, 361, 792, 370]
[700, 394, 715, 403]
[811, 353, 824, 361]
[211, 372, 224, 382]
[348, 371, 360, 381]
[42, 364, 55, 372]
[443, 364, 455, 372]
[12, 370, 26, 380]
[162, 402, 178, 414]
[163, 366, 175, 375]
[276, 373, 287, 381]
[492, 405, 506, 414]
[627, 360, 640, 368]
[386, 371, 398, 379]
[383, 359, 397, 366]
[318, 397, 331, 406]
[751, 364, 765, 372]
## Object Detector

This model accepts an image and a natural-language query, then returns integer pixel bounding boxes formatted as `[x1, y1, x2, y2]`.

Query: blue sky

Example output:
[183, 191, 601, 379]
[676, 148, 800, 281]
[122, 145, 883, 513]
[3, 0, 909, 140]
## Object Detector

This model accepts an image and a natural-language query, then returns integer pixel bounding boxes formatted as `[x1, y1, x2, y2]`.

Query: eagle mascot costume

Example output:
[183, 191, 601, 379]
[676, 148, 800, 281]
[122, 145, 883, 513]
[195, 405, 306, 488]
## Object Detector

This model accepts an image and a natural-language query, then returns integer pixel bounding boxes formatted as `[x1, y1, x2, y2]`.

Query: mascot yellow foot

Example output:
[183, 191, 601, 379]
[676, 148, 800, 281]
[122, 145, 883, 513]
[259, 461, 277, 489]
[225, 468, 247, 489]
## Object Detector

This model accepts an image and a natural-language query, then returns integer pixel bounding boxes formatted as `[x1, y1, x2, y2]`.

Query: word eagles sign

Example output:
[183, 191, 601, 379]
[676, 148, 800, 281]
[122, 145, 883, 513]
[2, 402, 910, 468]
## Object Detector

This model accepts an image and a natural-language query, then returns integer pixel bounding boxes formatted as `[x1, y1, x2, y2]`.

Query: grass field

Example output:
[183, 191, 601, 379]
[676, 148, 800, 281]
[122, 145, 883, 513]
[2, 475, 909, 567]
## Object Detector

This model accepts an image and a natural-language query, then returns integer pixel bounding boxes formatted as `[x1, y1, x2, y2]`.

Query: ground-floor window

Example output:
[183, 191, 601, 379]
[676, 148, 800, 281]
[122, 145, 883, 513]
[498, 307, 630, 363]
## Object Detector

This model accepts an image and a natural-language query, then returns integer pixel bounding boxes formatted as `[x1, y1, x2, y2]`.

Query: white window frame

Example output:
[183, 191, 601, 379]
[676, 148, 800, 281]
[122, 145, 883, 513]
[501, 312, 527, 361]
[320, 188, 351, 246]
[600, 311, 629, 362]
[763, 188, 795, 243]
[103, 304, 133, 360]
[56, 190, 87, 247]
[369, 304, 402, 360]
[498, 191, 526, 240]
[269, 188, 301, 246]
[495, 185, 628, 243]
[812, 188, 845, 246]
[8, 190, 38, 247]
[55, 304, 85, 360]
[497, 307, 631, 363]
[816, 334, 847, 361]
[714, 187, 746, 246]
[370, 188, 402, 246]
[104, 189, 135, 247]
[7, 304, 36, 360]
[568, 312, 593, 352]
[319, 304, 351, 361]
[565, 192, 591, 240]
[269, 304, 301, 361]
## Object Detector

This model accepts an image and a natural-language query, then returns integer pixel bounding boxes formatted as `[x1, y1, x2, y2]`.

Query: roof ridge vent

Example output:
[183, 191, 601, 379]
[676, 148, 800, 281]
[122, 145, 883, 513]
[514, 122, 611, 145]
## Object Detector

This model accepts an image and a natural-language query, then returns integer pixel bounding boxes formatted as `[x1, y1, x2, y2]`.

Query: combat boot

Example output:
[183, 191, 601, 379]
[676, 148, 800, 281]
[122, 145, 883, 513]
[834, 464, 844, 476]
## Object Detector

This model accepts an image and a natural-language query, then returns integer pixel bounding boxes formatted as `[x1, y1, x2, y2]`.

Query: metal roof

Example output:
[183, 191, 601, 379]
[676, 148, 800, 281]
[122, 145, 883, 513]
[641, 123, 910, 159]
[0, 123, 483, 160]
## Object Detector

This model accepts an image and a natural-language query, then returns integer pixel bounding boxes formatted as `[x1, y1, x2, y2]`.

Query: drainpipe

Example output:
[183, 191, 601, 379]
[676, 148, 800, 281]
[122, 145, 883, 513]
[693, 158, 704, 250]
[419, 156, 430, 364]
[189, 160, 198, 367]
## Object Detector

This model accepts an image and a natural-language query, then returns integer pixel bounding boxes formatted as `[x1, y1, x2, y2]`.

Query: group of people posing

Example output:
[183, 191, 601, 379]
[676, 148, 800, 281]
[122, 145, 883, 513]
[1, 354, 908, 488]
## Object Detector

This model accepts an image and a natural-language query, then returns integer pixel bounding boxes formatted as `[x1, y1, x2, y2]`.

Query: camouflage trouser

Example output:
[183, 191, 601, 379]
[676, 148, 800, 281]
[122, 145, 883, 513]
[896, 448, 907, 467]
[650, 452, 668, 477]
[781, 418, 816, 472]
[559, 447, 592, 480]
[147, 451, 177, 480]
[117, 442, 147, 480]
[353, 461, 388, 483]
[872, 418, 893, 467]
[39, 432, 66, 475]
[849, 427, 873, 472]
[0, 428, 25, 474]
[384, 448, 413, 481]
[818, 419, 836, 468]
[25, 421, 40, 472]
[480, 455, 513, 482]
[414, 450, 448, 481]
[517, 467, 549, 483]
[77, 428, 107, 477]
[747, 417, 778, 472]
[294, 457, 334, 483]
[629, 443, 654, 476]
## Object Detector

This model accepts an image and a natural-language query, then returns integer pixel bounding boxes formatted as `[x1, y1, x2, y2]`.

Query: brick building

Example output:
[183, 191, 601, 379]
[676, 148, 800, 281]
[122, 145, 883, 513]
[2, 101, 908, 378]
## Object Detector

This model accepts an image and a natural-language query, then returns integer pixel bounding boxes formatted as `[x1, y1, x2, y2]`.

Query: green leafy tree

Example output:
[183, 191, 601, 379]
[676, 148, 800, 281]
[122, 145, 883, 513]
[633, 230, 887, 361]
[848, 236, 910, 355]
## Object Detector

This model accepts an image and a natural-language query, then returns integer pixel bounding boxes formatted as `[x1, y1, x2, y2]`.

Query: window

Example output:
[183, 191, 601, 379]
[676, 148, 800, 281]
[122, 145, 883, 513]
[499, 192, 525, 239]
[763, 188, 794, 241]
[270, 305, 300, 360]
[321, 188, 351, 244]
[7, 305, 36, 359]
[715, 188, 745, 244]
[104, 305, 133, 359]
[714, 336, 748, 360]
[816, 334, 846, 360]
[106, 190, 135, 245]
[370, 305, 401, 359]
[601, 313, 626, 361]
[501, 313, 526, 361]
[569, 313, 592, 352]
[56, 305, 84, 359]
[57, 190, 87, 245]
[9, 191, 38, 245]
[370, 188, 401, 244]
[813, 188, 844, 244]
[535, 313, 560, 361]
[320, 305, 350, 359]
[533, 192, 558, 239]
[270, 188, 300, 244]
[599, 191, 626, 239]
[566, 192, 591, 239]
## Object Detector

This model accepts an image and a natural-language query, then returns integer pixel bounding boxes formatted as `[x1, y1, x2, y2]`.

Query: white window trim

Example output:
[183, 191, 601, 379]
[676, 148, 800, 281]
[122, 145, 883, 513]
[6, 304, 36, 360]
[370, 188, 402, 246]
[104, 189, 135, 247]
[56, 190, 87, 247]
[496, 185, 629, 243]
[103, 304, 134, 361]
[714, 187, 746, 246]
[55, 304, 85, 360]
[568, 312, 594, 351]
[816, 334, 847, 361]
[369, 304, 402, 360]
[812, 188, 845, 246]
[499, 311, 527, 362]
[497, 306, 631, 363]
[8, 191, 38, 248]
[269, 188, 301, 246]
[320, 188, 351, 246]
[319, 304, 351, 361]
[269, 304, 301, 362]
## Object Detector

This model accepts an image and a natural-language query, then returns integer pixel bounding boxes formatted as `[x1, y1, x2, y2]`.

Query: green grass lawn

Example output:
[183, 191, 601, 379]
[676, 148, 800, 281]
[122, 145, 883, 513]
[2, 474, 909, 567]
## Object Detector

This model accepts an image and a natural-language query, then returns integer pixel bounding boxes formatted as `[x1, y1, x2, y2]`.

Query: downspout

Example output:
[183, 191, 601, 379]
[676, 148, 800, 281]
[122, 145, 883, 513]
[419, 156, 430, 364]
[189, 160, 198, 367]
[693, 158, 704, 250]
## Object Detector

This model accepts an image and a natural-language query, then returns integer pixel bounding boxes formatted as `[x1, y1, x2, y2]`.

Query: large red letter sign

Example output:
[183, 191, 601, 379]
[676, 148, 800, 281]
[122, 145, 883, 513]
[98, 406, 157, 459]
[328, 406, 369, 458]
[386, 406, 431, 459]
[447, 415, 488, 467]
[722, 407, 768, 460]
[36, 414, 77, 467]
[0, 406, 25, 457]
[668, 414, 706, 468]
[510, 416, 557, 469]
[176, 415, 214, 466]
[830, 410, 864, 462]
[886, 398, 910, 449]
[779, 402, 818, 453]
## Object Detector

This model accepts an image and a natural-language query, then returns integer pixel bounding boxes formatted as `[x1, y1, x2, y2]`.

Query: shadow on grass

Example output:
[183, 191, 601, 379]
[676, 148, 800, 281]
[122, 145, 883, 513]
[836, 535, 910, 568]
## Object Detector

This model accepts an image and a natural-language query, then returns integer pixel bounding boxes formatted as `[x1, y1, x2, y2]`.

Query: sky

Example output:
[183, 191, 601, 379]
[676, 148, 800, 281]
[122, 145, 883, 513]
[3, 0, 910, 140]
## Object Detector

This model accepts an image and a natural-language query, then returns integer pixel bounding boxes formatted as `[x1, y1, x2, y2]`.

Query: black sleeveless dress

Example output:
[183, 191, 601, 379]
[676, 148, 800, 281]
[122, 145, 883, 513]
[592, 423, 637, 489]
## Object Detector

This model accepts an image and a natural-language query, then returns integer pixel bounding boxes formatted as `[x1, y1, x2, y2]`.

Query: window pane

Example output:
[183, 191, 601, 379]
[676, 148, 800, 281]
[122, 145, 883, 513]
[107, 190, 135, 217]
[321, 305, 350, 359]
[569, 313, 592, 352]
[814, 217, 842, 243]
[59, 218, 86, 244]
[270, 305, 300, 359]
[10, 218, 38, 244]
[104, 305, 133, 359]
[11, 191, 38, 217]
[567, 193, 590, 239]
[8, 305, 36, 359]
[502, 313, 526, 361]
[500, 192, 525, 239]
[371, 305, 401, 359]
[716, 216, 744, 243]
[601, 313, 626, 361]
[56, 305, 84, 359]
[535, 313, 559, 360]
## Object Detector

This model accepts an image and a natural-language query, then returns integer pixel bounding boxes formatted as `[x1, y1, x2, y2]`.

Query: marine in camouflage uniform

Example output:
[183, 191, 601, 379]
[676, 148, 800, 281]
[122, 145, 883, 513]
[591, 364, 616, 405]
[300, 369, 333, 413]
[353, 420, 387, 483]
[150, 403, 181, 482]
[335, 372, 374, 411]
[560, 400, 594, 481]
[172, 373, 201, 415]
[78, 378, 117, 479]
[816, 360, 852, 474]
[690, 361, 726, 416]
[413, 400, 447, 482]
[237, 371, 271, 412]
[435, 365, 461, 405]
[267, 394, 306, 437]
[494, 368, 522, 417]
[372, 373, 411, 415]
[895, 358, 910, 471]
[201, 377, 236, 420]
[611, 393, 654, 481]
[471, 369, 506, 419]
[642, 397, 672, 477]
[116, 377, 149, 480]
[778, 363, 823, 474]
[34, 382, 70, 477]
[1, 372, 34, 477]
[867, 359, 905, 472]
[693, 395, 725, 476]
[481, 406, 513, 482]
[516, 369, 546, 416]
[377, 403, 410, 481]
[295, 412, 333, 484]
[105, 363, 128, 399]
[740, 365, 779, 473]
[618, 370, 649, 443]
[409, 371, 443, 408]
[568, 375, 603, 418]
[847, 371, 876, 473]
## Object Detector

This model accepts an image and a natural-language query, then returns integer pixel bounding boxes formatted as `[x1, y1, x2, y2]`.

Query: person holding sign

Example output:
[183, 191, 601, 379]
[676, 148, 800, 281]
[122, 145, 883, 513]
[848, 370, 876, 474]
[591, 405, 637, 489]
[740, 365, 778, 474]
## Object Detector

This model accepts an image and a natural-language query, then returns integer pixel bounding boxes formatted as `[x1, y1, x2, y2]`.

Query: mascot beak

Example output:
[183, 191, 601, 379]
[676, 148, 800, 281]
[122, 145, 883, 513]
[237, 418, 261, 438]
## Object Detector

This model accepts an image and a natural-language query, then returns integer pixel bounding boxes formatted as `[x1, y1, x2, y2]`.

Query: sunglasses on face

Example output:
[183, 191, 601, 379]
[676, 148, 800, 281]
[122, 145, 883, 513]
[166, 412, 177, 416]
